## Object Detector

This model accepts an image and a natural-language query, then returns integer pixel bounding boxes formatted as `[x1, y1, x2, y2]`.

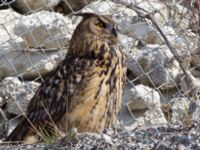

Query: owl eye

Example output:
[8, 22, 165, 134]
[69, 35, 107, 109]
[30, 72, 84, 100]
[95, 22, 105, 28]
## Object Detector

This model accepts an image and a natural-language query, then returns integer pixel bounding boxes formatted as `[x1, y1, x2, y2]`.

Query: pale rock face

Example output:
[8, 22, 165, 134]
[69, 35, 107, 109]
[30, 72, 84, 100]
[10, 0, 62, 14]
[127, 44, 181, 89]
[14, 11, 73, 49]
[0, 77, 40, 115]
[123, 84, 161, 111]
[9, 0, 96, 14]
[0, 48, 67, 79]
[179, 71, 200, 95]
[170, 97, 190, 125]
[190, 99, 200, 122]
[0, 11, 72, 79]
[120, 83, 166, 127]
[0, 9, 25, 50]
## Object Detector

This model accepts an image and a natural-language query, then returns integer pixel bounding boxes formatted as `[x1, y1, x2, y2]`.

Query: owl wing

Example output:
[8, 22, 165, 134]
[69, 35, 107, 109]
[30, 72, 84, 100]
[5, 55, 96, 142]
[26, 55, 96, 125]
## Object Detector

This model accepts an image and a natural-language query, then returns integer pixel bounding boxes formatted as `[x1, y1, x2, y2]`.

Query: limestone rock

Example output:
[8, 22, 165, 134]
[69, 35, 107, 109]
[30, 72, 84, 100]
[170, 97, 190, 126]
[123, 84, 161, 111]
[120, 84, 166, 127]
[0, 9, 25, 50]
[14, 11, 73, 49]
[0, 77, 40, 115]
[10, 0, 61, 14]
[127, 44, 181, 89]
[0, 48, 66, 79]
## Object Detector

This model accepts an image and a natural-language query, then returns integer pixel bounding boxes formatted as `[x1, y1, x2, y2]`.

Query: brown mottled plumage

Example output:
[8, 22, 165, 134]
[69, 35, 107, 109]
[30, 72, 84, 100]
[5, 13, 127, 144]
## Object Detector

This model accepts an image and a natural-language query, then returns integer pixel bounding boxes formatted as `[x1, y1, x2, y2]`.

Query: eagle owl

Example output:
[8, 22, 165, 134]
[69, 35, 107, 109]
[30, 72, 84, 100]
[5, 13, 127, 144]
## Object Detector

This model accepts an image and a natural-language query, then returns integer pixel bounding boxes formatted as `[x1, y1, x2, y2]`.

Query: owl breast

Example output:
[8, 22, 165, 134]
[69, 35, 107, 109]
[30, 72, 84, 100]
[58, 43, 126, 133]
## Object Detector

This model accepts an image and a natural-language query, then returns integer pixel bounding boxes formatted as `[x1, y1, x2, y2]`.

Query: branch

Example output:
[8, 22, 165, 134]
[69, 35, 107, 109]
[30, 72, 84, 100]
[113, 1, 195, 90]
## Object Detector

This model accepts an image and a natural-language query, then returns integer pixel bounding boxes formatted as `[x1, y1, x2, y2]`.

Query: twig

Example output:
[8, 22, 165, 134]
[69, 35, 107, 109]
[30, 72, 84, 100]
[113, 1, 195, 89]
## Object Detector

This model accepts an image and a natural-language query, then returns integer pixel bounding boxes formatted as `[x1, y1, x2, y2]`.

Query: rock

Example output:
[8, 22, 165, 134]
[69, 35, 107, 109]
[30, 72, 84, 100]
[112, 0, 169, 25]
[176, 2, 200, 31]
[162, 97, 192, 127]
[123, 21, 152, 42]
[55, 0, 96, 14]
[14, 11, 73, 49]
[143, 30, 162, 45]
[121, 84, 167, 128]
[102, 134, 113, 145]
[127, 44, 181, 89]
[0, 109, 7, 123]
[0, 11, 72, 79]
[9, 0, 61, 14]
[0, 9, 25, 50]
[0, 11, 73, 79]
[2, 121, 200, 149]
[120, 34, 136, 53]
[123, 84, 161, 111]
[161, 26, 192, 68]
[0, 108, 7, 138]
[143, 26, 195, 56]
[189, 99, 200, 122]
[8, 0, 96, 15]
[7, 116, 23, 136]
[170, 97, 190, 125]
[0, 108, 7, 139]
[119, 102, 135, 126]
[0, 97, 3, 107]
[144, 26, 192, 68]
[134, 108, 167, 129]
[154, 141, 173, 150]
[0, 77, 40, 115]
[190, 32, 200, 78]
[179, 71, 200, 94]
[0, 48, 66, 79]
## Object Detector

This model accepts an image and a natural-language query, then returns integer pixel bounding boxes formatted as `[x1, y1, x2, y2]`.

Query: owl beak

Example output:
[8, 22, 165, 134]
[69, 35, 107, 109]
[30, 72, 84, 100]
[111, 26, 118, 37]
[106, 24, 118, 37]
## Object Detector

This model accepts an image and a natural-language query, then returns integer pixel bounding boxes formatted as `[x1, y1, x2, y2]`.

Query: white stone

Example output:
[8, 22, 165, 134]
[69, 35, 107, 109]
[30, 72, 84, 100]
[143, 26, 192, 68]
[11, 0, 62, 14]
[126, 108, 167, 129]
[127, 44, 181, 89]
[102, 134, 113, 145]
[180, 71, 200, 94]
[0, 48, 66, 79]
[120, 34, 136, 53]
[0, 9, 25, 50]
[0, 11, 71, 79]
[111, 0, 169, 25]
[123, 84, 161, 111]
[170, 97, 190, 125]
[161, 27, 192, 67]
[190, 99, 200, 122]
[119, 102, 135, 126]
[120, 84, 164, 126]
[14, 11, 74, 49]
[0, 77, 40, 115]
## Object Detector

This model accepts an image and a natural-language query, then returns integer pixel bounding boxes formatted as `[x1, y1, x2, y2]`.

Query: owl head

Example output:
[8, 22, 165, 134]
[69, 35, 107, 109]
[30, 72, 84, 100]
[69, 13, 120, 56]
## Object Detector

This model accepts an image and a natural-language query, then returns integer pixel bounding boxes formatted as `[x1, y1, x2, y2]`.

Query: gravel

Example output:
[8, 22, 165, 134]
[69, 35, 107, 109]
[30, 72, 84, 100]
[0, 122, 200, 150]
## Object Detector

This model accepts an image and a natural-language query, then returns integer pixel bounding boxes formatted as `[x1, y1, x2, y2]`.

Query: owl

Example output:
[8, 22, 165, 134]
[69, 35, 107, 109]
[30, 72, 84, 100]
[5, 13, 127, 144]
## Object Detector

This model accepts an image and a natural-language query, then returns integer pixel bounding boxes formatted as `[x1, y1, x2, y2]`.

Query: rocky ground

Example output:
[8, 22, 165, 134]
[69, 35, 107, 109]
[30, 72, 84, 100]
[1, 122, 200, 150]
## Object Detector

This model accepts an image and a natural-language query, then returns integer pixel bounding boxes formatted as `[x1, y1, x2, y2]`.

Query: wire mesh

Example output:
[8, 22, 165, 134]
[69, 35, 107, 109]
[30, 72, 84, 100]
[0, 0, 199, 145]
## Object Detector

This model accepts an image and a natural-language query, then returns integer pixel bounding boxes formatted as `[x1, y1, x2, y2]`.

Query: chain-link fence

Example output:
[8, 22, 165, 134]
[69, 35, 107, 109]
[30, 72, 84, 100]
[0, 0, 199, 146]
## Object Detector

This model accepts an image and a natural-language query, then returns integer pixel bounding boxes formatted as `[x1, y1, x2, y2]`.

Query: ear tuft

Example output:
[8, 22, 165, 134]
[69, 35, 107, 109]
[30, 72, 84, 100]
[74, 12, 97, 19]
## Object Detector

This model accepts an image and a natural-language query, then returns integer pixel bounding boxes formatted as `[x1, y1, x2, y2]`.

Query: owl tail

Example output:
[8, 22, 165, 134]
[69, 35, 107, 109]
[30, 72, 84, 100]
[5, 119, 29, 143]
